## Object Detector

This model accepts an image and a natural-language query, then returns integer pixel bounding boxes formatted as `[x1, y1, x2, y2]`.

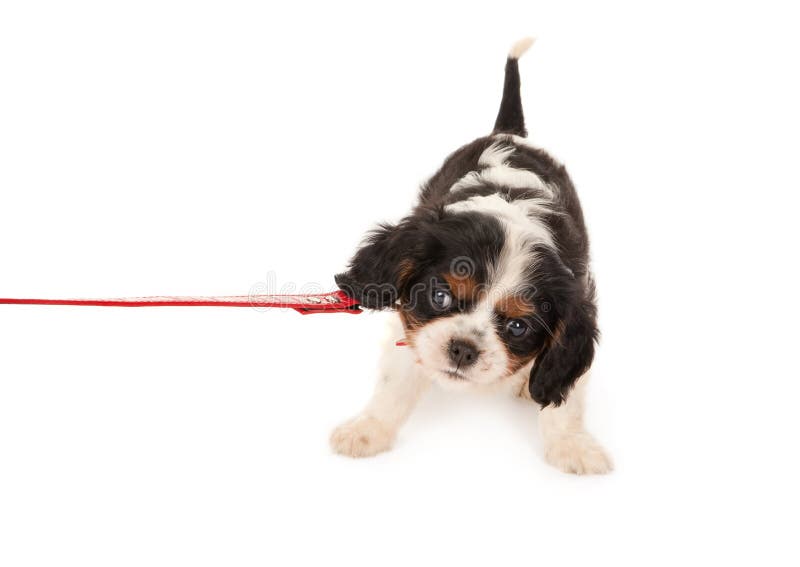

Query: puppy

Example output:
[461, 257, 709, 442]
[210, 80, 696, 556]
[332, 38, 612, 474]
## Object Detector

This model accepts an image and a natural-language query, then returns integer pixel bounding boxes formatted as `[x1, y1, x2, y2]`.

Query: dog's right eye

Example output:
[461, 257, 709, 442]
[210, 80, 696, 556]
[505, 318, 530, 337]
[431, 288, 453, 310]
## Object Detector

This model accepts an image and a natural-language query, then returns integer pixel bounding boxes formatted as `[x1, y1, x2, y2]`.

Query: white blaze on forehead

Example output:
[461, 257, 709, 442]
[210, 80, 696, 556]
[446, 196, 555, 307]
[490, 221, 543, 297]
[446, 194, 552, 310]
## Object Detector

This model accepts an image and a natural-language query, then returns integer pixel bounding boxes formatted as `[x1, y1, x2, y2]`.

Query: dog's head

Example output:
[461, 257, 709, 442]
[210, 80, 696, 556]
[336, 200, 597, 407]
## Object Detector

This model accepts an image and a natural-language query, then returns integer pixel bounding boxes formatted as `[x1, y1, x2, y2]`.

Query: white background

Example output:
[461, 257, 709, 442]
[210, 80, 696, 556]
[1, 1, 798, 565]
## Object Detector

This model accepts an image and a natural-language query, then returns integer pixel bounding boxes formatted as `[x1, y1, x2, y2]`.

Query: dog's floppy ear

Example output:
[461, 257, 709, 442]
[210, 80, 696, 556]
[528, 286, 598, 408]
[335, 222, 420, 310]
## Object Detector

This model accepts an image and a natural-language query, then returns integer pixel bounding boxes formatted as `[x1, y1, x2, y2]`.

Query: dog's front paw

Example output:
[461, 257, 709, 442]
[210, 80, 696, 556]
[544, 433, 613, 475]
[330, 415, 395, 458]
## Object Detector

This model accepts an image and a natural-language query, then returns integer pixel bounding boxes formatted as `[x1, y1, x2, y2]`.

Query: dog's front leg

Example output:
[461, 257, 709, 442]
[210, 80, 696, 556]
[538, 375, 613, 475]
[330, 316, 430, 458]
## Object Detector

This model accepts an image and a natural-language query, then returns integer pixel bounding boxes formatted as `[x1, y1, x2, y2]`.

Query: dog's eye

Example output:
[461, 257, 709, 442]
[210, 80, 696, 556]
[431, 288, 453, 310]
[505, 319, 529, 337]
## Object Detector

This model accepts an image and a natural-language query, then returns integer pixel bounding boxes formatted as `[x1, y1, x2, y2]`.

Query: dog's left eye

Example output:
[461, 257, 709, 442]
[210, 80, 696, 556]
[506, 319, 529, 337]
[431, 288, 453, 310]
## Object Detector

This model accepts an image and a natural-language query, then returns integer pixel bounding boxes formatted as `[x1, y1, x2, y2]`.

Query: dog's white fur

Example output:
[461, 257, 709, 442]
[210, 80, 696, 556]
[509, 37, 535, 60]
[415, 295, 513, 387]
[451, 142, 555, 200]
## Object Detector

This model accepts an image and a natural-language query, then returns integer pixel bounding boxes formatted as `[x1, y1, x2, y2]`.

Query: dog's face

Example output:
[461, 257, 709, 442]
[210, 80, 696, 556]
[336, 200, 597, 406]
[404, 261, 555, 390]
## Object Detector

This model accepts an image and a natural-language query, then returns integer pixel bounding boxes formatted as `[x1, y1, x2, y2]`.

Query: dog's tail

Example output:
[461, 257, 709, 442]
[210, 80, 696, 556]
[492, 37, 535, 138]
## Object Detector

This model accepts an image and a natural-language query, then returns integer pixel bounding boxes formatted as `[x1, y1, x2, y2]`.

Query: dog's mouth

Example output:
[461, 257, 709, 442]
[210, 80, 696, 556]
[440, 368, 468, 380]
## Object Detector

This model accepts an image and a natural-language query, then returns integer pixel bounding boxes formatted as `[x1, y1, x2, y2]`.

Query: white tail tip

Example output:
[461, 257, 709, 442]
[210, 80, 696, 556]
[508, 37, 535, 59]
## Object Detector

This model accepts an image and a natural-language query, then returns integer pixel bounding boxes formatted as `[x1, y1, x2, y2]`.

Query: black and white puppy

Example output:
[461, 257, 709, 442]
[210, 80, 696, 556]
[332, 38, 611, 474]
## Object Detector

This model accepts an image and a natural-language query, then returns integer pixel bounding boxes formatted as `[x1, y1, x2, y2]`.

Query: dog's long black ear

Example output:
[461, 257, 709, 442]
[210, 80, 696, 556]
[335, 222, 419, 310]
[529, 293, 598, 408]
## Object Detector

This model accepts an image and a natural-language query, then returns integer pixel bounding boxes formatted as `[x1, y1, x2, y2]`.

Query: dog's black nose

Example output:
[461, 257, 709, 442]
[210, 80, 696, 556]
[449, 339, 478, 367]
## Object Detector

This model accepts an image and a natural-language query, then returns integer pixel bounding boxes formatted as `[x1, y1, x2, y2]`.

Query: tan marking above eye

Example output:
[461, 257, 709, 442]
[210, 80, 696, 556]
[442, 273, 481, 302]
[495, 294, 536, 320]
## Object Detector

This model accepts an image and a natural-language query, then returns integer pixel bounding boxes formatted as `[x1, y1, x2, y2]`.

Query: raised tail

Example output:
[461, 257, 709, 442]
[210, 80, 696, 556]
[492, 37, 535, 137]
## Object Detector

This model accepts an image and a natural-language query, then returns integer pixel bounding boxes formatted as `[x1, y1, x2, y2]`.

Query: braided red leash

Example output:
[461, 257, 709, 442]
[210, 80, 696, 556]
[0, 290, 361, 315]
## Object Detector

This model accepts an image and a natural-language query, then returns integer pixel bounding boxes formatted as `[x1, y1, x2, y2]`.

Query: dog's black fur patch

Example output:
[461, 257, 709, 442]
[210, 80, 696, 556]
[335, 209, 505, 311]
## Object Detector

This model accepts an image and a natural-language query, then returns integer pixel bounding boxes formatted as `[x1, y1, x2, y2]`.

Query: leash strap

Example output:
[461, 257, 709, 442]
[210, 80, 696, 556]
[0, 290, 361, 315]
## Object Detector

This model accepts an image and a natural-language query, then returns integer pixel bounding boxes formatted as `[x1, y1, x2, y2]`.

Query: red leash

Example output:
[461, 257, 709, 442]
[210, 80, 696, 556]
[0, 290, 361, 315]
